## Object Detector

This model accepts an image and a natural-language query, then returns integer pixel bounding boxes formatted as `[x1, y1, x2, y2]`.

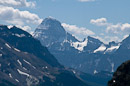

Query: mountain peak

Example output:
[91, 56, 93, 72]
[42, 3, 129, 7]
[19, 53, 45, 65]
[41, 17, 61, 25]
[0, 25, 8, 30]
[34, 18, 67, 47]
[87, 36, 96, 40]
[108, 41, 118, 46]
[82, 38, 87, 42]
[87, 36, 102, 43]
[84, 36, 103, 52]
[0, 25, 18, 30]
[48, 16, 57, 20]
[36, 17, 63, 32]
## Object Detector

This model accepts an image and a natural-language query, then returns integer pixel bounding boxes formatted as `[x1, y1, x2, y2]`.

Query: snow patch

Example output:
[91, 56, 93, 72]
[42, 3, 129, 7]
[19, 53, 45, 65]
[94, 70, 98, 74]
[111, 63, 114, 72]
[107, 58, 115, 72]
[26, 76, 39, 86]
[0, 54, 2, 57]
[23, 59, 36, 69]
[106, 45, 120, 52]
[17, 60, 22, 66]
[71, 39, 88, 51]
[23, 67, 27, 70]
[32, 66, 36, 69]
[15, 79, 19, 82]
[63, 39, 70, 43]
[17, 69, 29, 77]
[5, 43, 11, 49]
[15, 34, 25, 37]
[9, 73, 13, 78]
[73, 70, 76, 74]
[14, 48, 20, 52]
[7, 25, 13, 29]
[94, 45, 106, 53]
[45, 66, 48, 69]
[23, 59, 31, 65]
[8, 63, 10, 66]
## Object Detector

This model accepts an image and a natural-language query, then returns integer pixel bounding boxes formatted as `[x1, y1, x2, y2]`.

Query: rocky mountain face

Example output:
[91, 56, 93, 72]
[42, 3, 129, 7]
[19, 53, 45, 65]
[34, 18, 80, 68]
[34, 18, 126, 74]
[108, 60, 130, 86]
[0, 25, 88, 86]
[84, 36, 103, 53]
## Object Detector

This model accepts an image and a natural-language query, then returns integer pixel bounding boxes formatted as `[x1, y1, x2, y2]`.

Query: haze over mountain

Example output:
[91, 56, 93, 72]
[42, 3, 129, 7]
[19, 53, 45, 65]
[34, 18, 130, 75]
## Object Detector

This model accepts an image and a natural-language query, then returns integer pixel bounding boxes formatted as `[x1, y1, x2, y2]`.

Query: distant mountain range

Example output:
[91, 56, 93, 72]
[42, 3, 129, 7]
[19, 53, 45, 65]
[0, 25, 88, 86]
[1, 17, 129, 86]
[34, 17, 130, 74]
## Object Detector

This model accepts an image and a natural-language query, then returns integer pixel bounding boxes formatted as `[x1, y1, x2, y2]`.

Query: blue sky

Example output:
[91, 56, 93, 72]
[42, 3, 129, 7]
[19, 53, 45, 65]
[0, 0, 130, 43]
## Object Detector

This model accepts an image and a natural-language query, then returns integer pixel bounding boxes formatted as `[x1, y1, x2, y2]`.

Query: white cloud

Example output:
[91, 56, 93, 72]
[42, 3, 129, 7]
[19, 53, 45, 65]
[16, 25, 31, 31]
[62, 23, 95, 40]
[16, 25, 34, 35]
[106, 23, 130, 34]
[93, 36, 121, 44]
[121, 23, 130, 31]
[90, 18, 109, 26]
[104, 36, 121, 43]
[90, 18, 130, 34]
[106, 24, 121, 34]
[0, 0, 41, 34]
[79, 0, 95, 2]
[0, 6, 42, 26]
[93, 36, 105, 43]
[0, 0, 35, 8]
